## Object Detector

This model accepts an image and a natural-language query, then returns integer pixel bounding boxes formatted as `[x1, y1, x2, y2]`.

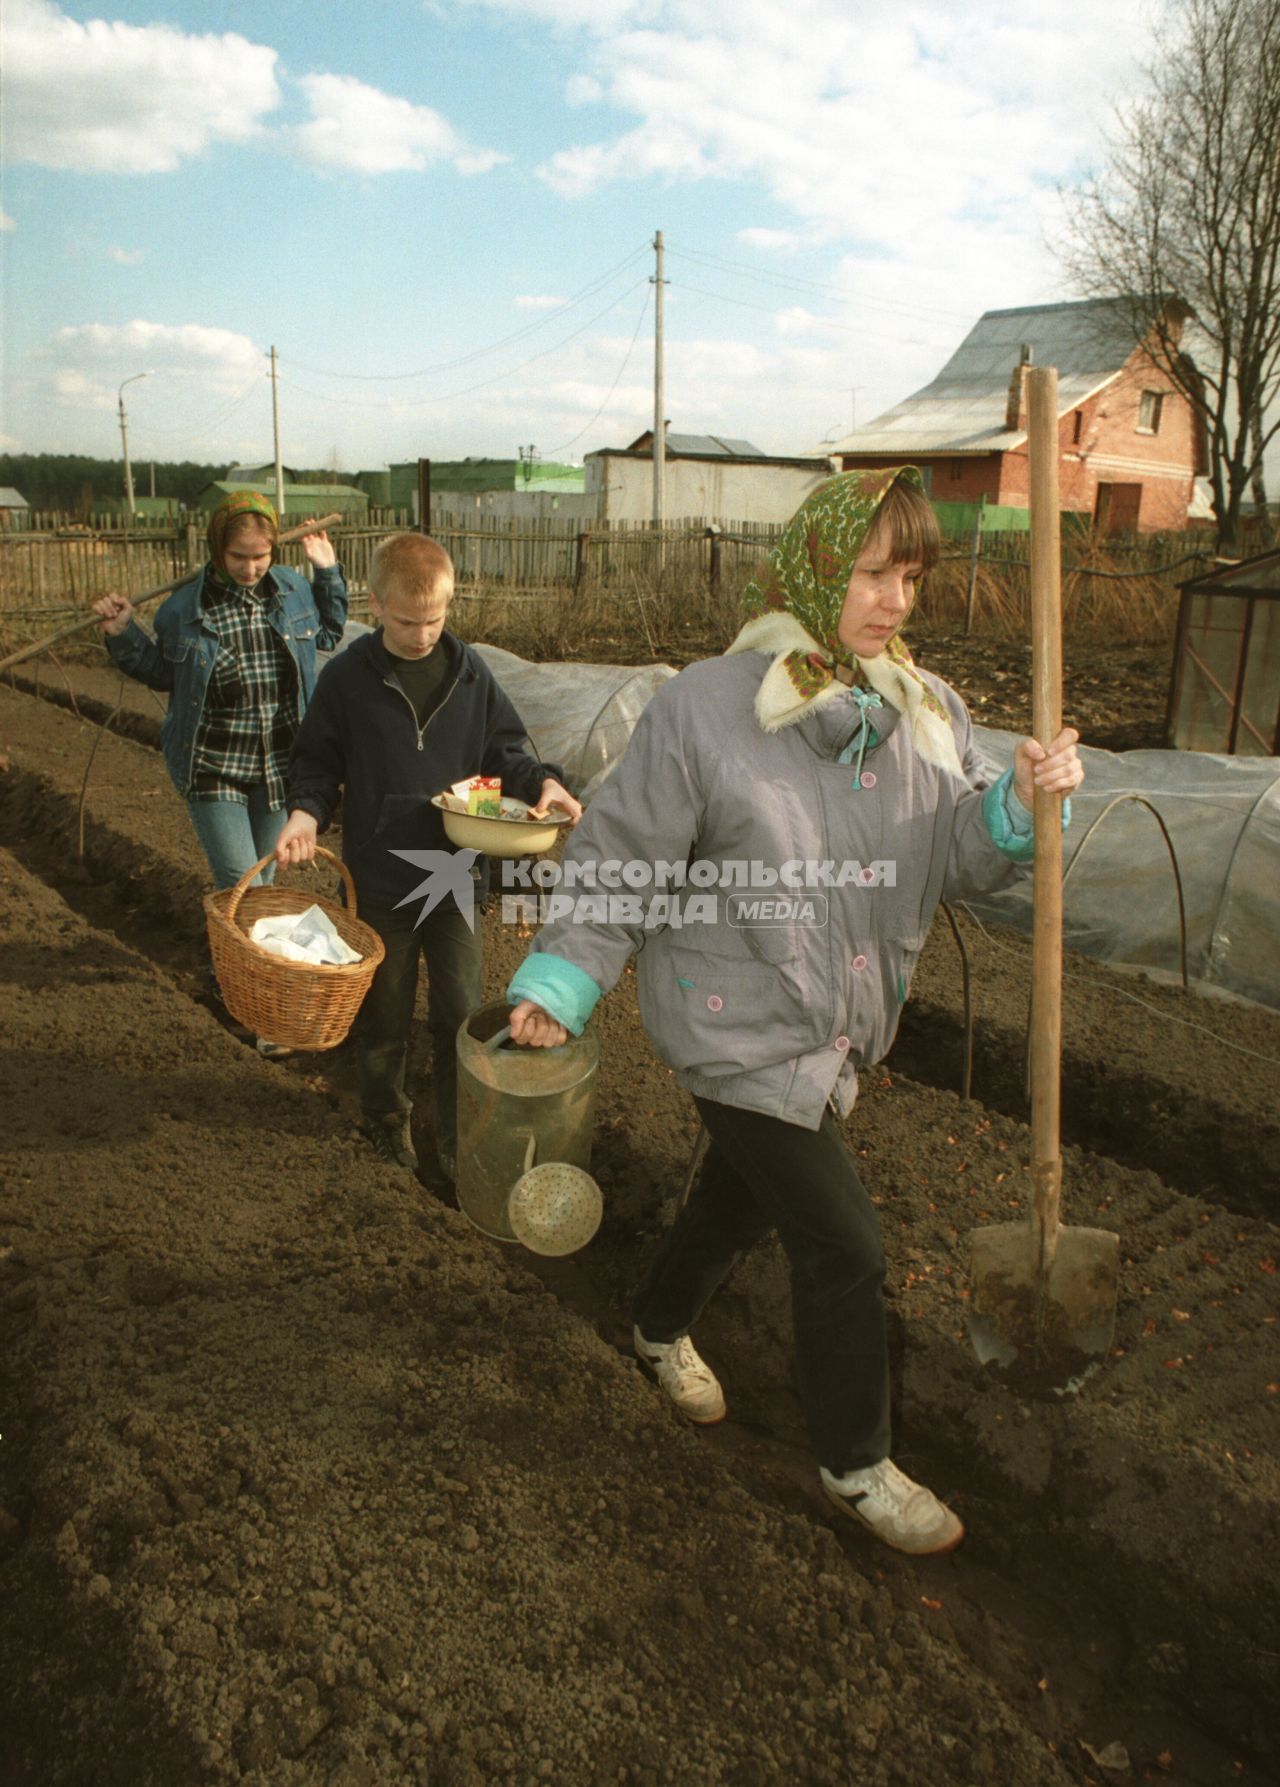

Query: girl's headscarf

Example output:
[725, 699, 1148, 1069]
[726, 467, 962, 774]
[206, 490, 279, 590]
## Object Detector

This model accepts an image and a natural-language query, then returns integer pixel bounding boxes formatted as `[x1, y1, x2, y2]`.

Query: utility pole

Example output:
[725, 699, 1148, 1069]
[269, 346, 285, 520]
[652, 230, 666, 532]
[848, 386, 864, 432]
[117, 371, 151, 516]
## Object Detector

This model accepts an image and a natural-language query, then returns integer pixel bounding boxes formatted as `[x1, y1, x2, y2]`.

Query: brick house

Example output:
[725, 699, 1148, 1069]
[826, 298, 1205, 532]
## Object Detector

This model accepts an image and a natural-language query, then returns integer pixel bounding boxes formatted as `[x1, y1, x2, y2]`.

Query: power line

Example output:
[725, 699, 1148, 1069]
[279, 279, 651, 413]
[109, 373, 265, 442]
[671, 278, 953, 350]
[542, 285, 652, 456]
[666, 242, 974, 328]
[288, 243, 651, 382]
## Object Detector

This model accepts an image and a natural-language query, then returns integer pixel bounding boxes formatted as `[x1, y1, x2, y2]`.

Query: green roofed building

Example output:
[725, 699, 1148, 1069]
[357, 459, 584, 502]
[92, 495, 184, 521]
[433, 458, 584, 496]
[195, 481, 370, 521]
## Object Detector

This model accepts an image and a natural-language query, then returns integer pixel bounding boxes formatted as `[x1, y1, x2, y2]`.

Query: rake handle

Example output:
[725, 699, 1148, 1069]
[0, 512, 343, 674]
[1027, 367, 1064, 1257]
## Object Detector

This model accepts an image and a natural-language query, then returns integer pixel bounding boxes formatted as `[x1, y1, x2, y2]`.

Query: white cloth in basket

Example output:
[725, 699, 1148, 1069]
[249, 904, 363, 967]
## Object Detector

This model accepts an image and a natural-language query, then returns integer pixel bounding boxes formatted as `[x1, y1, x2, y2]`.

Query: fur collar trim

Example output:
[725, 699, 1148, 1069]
[726, 612, 964, 776]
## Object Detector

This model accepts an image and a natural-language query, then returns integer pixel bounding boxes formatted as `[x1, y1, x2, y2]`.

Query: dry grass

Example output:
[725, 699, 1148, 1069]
[918, 540, 1195, 645]
[10, 525, 1211, 669]
[445, 531, 1208, 666]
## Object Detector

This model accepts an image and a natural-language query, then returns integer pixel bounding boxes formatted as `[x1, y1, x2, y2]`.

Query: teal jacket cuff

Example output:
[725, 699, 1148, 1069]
[983, 768, 1072, 861]
[507, 953, 602, 1036]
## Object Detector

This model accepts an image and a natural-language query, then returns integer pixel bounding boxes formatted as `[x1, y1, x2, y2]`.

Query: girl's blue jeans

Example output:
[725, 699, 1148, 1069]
[187, 789, 286, 891]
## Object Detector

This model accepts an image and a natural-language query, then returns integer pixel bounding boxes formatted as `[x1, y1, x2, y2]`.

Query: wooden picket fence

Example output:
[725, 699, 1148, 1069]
[0, 507, 1218, 652]
[0, 512, 784, 645]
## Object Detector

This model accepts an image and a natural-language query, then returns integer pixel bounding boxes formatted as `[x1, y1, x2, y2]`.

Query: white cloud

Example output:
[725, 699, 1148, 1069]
[47, 321, 263, 418]
[289, 73, 505, 176]
[449, 0, 1176, 441]
[457, 0, 653, 27]
[565, 73, 604, 105]
[1, 0, 280, 173]
[106, 246, 145, 266]
[0, 211, 15, 233]
[515, 295, 567, 310]
[16, 319, 275, 456]
[463, 0, 1164, 260]
[737, 227, 803, 252]
[775, 307, 845, 339]
[56, 319, 260, 371]
[51, 368, 115, 412]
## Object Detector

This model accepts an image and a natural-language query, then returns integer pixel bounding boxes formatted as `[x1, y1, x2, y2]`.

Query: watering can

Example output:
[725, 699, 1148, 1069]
[456, 1001, 602, 1254]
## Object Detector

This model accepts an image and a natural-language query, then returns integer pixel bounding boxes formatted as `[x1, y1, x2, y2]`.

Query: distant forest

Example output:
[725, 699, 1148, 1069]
[0, 455, 357, 515]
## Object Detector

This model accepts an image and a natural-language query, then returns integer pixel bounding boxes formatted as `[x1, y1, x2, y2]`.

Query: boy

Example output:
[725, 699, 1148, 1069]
[275, 533, 579, 1179]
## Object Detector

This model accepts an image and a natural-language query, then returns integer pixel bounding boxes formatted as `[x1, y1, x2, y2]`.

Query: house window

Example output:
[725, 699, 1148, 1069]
[949, 460, 962, 482]
[1137, 391, 1164, 434]
[1072, 409, 1084, 445]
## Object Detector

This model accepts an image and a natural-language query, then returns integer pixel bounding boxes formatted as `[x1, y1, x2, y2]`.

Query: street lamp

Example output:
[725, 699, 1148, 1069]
[118, 372, 153, 516]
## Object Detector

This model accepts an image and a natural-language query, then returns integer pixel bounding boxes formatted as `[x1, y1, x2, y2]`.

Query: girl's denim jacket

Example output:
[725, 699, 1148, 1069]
[105, 561, 348, 797]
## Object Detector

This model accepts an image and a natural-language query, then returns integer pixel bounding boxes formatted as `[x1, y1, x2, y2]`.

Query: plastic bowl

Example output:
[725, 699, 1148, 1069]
[430, 794, 572, 858]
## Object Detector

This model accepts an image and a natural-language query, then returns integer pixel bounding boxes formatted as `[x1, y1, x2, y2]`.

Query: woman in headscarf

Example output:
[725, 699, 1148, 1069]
[93, 490, 348, 890]
[505, 468, 1083, 1556]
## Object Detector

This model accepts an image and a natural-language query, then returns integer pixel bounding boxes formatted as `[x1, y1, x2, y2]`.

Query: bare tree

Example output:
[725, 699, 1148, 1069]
[1058, 0, 1280, 551]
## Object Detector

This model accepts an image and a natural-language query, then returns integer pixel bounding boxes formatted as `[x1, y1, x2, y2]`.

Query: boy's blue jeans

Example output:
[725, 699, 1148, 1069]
[188, 790, 285, 891]
[632, 1096, 891, 1477]
[355, 899, 483, 1162]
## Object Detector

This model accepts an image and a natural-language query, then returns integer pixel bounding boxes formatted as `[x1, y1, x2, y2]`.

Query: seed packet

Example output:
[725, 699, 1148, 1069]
[466, 776, 503, 817]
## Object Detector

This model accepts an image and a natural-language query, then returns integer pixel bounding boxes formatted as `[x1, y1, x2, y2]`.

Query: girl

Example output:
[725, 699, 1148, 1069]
[505, 468, 1082, 1556]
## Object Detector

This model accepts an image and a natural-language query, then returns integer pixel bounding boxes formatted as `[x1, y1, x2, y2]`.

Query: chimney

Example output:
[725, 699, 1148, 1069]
[1005, 342, 1034, 431]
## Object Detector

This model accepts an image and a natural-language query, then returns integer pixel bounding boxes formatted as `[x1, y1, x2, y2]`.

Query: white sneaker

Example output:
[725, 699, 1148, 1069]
[633, 1326, 726, 1425]
[821, 1458, 965, 1556]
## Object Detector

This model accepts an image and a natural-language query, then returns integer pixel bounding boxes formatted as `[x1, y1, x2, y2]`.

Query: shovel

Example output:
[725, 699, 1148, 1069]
[967, 364, 1119, 1391]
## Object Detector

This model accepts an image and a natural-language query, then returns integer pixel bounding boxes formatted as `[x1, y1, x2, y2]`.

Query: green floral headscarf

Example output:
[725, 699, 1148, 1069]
[728, 466, 962, 773]
[206, 490, 279, 591]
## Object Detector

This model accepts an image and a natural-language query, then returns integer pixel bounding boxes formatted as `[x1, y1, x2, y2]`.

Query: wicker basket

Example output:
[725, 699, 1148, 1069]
[204, 847, 385, 1051]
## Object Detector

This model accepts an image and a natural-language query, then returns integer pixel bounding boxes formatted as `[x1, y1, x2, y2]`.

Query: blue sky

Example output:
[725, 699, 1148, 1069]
[1, 0, 1170, 474]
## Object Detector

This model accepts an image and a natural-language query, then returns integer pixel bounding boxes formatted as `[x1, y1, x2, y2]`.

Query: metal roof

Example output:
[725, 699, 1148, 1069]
[225, 463, 299, 482]
[1181, 547, 1280, 594]
[673, 433, 766, 458]
[823, 298, 1144, 456]
[0, 488, 30, 507]
[622, 431, 770, 459]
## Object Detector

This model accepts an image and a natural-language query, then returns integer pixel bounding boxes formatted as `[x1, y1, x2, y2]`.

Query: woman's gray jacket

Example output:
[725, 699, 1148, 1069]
[512, 650, 1028, 1130]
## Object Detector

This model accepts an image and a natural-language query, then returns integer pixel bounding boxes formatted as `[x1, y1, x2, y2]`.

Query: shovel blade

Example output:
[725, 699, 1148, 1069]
[969, 1221, 1120, 1392]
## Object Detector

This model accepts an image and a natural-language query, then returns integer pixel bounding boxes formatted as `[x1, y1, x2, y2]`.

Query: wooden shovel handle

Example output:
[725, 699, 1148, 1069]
[1026, 367, 1064, 1243]
[0, 511, 343, 674]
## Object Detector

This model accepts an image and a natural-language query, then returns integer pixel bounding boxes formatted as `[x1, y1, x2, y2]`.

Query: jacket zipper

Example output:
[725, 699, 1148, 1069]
[383, 667, 461, 753]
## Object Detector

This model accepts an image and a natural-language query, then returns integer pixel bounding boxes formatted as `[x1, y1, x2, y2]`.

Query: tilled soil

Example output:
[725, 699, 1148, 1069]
[1, 665, 1278, 1787]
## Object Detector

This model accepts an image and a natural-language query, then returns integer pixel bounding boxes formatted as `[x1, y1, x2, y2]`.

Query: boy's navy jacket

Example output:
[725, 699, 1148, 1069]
[287, 628, 561, 910]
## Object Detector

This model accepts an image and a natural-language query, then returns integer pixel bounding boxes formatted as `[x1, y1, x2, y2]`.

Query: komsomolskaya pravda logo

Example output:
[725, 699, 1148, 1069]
[390, 848, 482, 930]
